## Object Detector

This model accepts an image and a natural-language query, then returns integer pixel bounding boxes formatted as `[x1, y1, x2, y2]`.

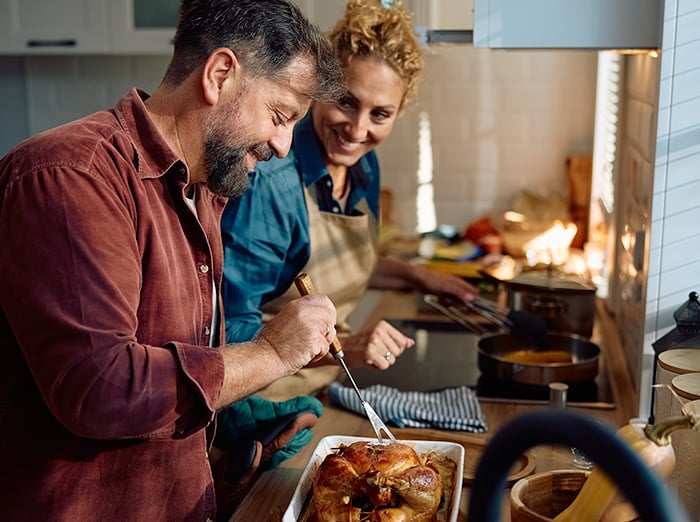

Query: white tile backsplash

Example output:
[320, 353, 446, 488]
[644, 0, 700, 428]
[378, 46, 598, 236]
[665, 178, 700, 215]
[667, 150, 700, 188]
[676, 7, 700, 46]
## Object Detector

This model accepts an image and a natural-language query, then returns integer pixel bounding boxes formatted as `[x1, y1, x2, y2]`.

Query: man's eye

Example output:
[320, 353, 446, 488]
[275, 112, 290, 126]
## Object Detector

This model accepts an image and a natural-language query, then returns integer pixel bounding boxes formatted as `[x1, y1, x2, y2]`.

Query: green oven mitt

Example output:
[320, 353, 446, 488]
[214, 394, 323, 483]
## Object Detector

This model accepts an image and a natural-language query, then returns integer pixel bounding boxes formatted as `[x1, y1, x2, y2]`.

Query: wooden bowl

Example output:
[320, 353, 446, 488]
[510, 469, 589, 522]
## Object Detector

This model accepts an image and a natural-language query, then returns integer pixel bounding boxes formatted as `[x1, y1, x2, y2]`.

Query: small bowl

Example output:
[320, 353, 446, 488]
[510, 469, 589, 522]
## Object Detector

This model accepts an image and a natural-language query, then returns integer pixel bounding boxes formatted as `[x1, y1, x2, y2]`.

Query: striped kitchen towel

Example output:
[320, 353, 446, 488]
[327, 382, 487, 433]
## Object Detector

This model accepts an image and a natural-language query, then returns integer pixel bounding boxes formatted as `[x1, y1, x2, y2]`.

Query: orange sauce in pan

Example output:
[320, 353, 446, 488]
[501, 350, 574, 364]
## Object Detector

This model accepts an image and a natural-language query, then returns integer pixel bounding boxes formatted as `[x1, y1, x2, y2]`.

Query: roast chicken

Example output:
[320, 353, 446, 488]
[312, 441, 444, 522]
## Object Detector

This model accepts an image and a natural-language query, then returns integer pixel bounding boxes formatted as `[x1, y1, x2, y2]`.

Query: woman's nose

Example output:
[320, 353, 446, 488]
[344, 113, 370, 141]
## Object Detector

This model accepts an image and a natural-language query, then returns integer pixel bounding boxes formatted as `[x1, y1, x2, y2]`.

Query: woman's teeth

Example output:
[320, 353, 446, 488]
[337, 134, 361, 149]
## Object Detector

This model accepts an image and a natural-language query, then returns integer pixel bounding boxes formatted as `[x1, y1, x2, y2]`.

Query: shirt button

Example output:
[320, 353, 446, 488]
[198, 264, 209, 274]
[332, 206, 340, 213]
[203, 326, 211, 336]
[326, 179, 332, 187]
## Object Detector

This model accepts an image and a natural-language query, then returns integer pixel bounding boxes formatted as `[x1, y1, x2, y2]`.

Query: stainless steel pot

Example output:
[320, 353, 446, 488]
[477, 331, 600, 385]
[480, 269, 597, 338]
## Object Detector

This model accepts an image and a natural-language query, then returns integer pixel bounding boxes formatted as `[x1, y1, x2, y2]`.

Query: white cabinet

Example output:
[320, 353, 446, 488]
[293, 0, 346, 32]
[109, 0, 178, 55]
[0, 0, 394, 56]
[0, 0, 178, 55]
[409, 0, 473, 31]
[0, 2, 12, 51]
[473, 0, 662, 49]
[0, 0, 109, 54]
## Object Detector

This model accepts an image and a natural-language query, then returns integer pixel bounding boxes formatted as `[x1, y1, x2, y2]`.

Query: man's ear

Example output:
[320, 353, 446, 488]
[201, 48, 239, 106]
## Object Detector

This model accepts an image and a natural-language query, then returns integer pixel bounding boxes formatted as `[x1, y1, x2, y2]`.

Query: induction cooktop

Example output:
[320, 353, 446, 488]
[342, 319, 615, 409]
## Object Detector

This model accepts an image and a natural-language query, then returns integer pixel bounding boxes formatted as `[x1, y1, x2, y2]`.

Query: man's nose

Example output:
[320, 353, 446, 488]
[270, 125, 295, 158]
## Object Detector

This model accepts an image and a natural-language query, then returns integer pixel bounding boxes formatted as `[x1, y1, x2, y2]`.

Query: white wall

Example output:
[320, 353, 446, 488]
[0, 57, 29, 155]
[643, 1, 700, 413]
[377, 46, 598, 236]
[4, 49, 598, 229]
[23, 55, 168, 137]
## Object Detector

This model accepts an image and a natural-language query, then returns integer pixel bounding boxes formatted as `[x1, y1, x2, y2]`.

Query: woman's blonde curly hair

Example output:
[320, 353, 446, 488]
[327, 0, 424, 111]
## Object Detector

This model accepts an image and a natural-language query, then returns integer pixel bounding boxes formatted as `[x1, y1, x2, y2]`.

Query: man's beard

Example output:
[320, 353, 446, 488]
[203, 139, 250, 198]
[203, 138, 274, 198]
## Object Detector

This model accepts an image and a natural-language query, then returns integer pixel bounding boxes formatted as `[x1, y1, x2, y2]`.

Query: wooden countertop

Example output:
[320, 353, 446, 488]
[229, 291, 637, 521]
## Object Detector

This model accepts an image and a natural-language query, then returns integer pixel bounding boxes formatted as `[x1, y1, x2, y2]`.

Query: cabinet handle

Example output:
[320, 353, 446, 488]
[26, 39, 78, 48]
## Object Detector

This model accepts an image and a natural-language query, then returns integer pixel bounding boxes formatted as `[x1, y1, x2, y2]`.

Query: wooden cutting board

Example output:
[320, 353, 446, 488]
[362, 426, 536, 486]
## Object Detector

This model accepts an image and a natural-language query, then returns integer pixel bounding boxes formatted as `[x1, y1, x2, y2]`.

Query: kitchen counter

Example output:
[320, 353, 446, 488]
[229, 290, 638, 521]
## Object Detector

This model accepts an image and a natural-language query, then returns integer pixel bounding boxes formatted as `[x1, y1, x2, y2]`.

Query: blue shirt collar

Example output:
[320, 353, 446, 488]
[292, 114, 330, 188]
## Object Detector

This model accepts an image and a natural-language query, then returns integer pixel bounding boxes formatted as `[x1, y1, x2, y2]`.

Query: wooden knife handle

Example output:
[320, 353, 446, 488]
[294, 273, 343, 357]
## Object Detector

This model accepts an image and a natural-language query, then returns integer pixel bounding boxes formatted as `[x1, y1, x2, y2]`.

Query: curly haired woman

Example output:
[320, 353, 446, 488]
[220, 0, 478, 401]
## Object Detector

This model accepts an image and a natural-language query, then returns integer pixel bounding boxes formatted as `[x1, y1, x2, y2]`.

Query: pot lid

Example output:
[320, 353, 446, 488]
[508, 271, 596, 294]
[674, 291, 700, 335]
[481, 266, 596, 295]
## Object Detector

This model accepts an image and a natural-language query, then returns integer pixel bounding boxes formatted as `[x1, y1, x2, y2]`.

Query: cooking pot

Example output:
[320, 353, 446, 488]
[477, 331, 600, 385]
[480, 268, 597, 338]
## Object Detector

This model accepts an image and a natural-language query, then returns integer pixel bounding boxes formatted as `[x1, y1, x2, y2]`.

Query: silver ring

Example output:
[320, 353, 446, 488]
[385, 351, 392, 361]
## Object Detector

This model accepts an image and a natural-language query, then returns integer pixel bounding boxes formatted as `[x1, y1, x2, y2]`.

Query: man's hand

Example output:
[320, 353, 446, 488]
[257, 294, 337, 374]
[216, 294, 336, 408]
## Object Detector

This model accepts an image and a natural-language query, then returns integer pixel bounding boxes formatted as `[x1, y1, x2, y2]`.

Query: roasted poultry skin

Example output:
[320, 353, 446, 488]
[313, 441, 443, 522]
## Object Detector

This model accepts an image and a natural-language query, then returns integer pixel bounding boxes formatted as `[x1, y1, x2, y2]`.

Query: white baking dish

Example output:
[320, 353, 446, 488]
[282, 435, 465, 522]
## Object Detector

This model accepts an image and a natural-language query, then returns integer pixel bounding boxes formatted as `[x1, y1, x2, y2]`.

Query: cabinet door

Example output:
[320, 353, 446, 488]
[409, 0, 473, 30]
[110, 0, 179, 55]
[0, 1, 12, 52]
[294, 0, 346, 32]
[1, 0, 108, 54]
[473, 0, 661, 49]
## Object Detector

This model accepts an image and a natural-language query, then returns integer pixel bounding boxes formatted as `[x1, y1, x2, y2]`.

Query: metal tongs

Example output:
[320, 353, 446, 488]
[423, 294, 490, 334]
[424, 293, 548, 347]
[294, 273, 396, 443]
[467, 296, 549, 346]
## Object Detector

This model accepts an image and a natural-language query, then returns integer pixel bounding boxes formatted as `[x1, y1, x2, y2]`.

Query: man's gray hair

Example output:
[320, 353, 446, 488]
[163, 0, 344, 103]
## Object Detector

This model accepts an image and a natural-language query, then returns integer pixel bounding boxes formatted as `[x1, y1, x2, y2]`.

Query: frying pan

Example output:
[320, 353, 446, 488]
[423, 294, 600, 385]
[477, 331, 600, 385]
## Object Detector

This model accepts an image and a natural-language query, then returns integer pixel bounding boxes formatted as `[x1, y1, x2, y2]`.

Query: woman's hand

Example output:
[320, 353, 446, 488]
[339, 320, 414, 370]
[372, 257, 478, 305]
[411, 265, 479, 304]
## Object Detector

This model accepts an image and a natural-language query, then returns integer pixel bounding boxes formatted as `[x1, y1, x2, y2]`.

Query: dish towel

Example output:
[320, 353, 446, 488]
[327, 382, 488, 433]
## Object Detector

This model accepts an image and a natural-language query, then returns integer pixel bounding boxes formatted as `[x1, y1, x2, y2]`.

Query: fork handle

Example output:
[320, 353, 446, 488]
[294, 273, 344, 357]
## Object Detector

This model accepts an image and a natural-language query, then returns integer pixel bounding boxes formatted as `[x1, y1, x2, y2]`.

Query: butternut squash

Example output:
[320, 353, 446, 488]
[554, 414, 698, 522]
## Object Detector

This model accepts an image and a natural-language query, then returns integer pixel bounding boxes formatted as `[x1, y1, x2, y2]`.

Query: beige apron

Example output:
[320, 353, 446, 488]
[257, 186, 378, 401]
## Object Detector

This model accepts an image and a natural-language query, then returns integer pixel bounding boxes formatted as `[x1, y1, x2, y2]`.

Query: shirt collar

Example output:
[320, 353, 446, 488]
[114, 88, 184, 181]
[292, 113, 330, 188]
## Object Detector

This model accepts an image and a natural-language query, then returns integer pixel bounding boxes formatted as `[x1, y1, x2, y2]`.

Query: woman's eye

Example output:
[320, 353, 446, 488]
[372, 110, 391, 121]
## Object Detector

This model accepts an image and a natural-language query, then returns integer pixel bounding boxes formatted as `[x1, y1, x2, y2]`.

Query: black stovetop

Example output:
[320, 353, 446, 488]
[343, 319, 615, 409]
